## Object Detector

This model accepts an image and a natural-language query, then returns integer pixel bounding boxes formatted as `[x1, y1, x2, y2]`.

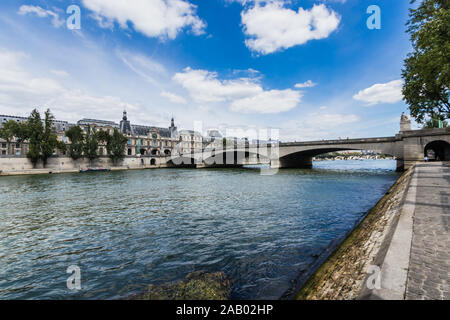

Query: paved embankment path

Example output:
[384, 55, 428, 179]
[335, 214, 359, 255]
[405, 163, 450, 300]
[296, 162, 449, 300]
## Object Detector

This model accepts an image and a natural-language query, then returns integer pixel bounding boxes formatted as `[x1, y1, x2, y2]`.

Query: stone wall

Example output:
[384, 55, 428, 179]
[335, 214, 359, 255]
[294, 166, 415, 300]
[0, 156, 168, 175]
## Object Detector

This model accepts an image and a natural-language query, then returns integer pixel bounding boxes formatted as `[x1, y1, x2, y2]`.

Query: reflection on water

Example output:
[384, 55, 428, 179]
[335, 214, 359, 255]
[0, 160, 399, 299]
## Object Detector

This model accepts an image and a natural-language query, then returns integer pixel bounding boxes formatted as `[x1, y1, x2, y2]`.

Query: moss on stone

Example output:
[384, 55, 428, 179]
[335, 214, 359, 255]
[132, 271, 232, 300]
[295, 167, 414, 300]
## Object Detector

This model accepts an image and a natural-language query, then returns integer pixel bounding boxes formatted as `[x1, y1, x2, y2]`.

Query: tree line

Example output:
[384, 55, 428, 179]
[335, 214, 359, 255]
[0, 109, 128, 168]
[402, 0, 449, 126]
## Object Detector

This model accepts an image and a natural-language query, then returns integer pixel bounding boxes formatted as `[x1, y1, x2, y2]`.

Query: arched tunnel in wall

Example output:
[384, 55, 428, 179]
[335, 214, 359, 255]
[424, 140, 450, 161]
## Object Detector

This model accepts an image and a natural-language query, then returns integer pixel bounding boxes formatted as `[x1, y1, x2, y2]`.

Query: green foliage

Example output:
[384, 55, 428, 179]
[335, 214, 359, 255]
[26, 109, 44, 167]
[83, 125, 99, 162]
[0, 120, 20, 155]
[424, 113, 448, 128]
[0, 120, 19, 142]
[40, 109, 64, 166]
[14, 109, 66, 167]
[402, 0, 450, 123]
[65, 126, 84, 160]
[106, 129, 128, 165]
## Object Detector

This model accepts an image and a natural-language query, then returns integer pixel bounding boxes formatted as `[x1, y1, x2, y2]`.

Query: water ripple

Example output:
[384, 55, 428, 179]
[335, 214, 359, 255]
[0, 160, 398, 299]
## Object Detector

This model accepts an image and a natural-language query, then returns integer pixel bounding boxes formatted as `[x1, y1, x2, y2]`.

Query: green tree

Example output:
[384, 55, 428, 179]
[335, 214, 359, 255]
[106, 129, 127, 165]
[402, 0, 450, 123]
[26, 109, 44, 167]
[424, 113, 448, 128]
[65, 126, 84, 160]
[23, 109, 65, 168]
[83, 125, 99, 165]
[0, 120, 19, 155]
[41, 109, 66, 166]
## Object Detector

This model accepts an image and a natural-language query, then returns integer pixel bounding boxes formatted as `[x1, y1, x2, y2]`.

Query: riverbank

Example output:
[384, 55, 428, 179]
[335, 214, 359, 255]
[294, 165, 415, 300]
[0, 155, 169, 176]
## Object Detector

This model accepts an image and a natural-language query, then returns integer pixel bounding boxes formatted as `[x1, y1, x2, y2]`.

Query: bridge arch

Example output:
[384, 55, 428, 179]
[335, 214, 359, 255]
[424, 140, 450, 161]
[277, 145, 396, 169]
[202, 149, 271, 167]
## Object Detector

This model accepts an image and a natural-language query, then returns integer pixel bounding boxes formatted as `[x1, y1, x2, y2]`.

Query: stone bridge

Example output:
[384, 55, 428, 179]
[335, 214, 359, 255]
[169, 117, 450, 171]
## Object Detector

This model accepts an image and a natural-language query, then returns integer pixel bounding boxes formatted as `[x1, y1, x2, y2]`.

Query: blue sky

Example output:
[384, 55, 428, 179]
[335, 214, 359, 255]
[0, 0, 417, 140]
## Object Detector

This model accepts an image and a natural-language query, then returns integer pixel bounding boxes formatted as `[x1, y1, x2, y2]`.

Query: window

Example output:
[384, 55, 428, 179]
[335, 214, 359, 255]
[128, 148, 132, 156]
[128, 139, 131, 145]
[16, 143, 20, 148]
[1, 150, 6, 155]
[15, 150, 21, 156]
[1, 143, 6, 148]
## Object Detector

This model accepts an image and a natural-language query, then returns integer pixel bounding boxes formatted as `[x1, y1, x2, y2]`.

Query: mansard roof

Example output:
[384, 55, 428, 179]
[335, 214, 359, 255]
[131, 124, 171, 137]
[78, 118, 119, 127]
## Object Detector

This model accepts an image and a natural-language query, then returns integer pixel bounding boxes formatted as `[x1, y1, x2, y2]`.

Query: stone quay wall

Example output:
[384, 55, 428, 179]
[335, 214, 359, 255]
[294, 166, 415, 300]
[0, 156, 169, 175]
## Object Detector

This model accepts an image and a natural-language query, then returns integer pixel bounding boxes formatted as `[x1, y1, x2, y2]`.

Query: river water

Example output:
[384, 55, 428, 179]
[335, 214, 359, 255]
[0, 160, 399, 300]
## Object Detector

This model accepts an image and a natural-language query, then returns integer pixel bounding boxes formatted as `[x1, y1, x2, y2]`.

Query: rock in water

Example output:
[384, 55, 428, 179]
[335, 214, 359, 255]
[132, 271, 232, 300]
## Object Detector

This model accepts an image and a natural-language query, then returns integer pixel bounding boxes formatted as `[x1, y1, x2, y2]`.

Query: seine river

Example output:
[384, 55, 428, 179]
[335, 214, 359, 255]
[0, 160, 399, 299]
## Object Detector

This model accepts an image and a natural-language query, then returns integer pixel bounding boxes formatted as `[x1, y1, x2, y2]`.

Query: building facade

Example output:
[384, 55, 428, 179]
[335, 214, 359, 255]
[0, 114, 73, 157]
[177, 130, 204, 156]
[118, 111, 177, 157]
[0, 111, 179, 161]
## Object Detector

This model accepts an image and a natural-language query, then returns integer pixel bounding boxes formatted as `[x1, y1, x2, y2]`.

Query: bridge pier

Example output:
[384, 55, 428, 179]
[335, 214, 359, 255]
[396, 159, 405, 172]
[271, 156, 313, 169]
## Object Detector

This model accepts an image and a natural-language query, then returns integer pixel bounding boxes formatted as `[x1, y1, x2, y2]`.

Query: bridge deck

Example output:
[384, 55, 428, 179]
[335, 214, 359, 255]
[280, 136, 397, 147]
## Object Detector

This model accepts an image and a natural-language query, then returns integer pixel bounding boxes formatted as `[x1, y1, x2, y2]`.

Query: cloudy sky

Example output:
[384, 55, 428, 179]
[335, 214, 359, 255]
[0, 0, 416, 140]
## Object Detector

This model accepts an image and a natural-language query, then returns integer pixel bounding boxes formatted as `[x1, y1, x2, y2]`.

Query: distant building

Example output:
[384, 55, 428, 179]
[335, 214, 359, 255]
[0, 111, 178, 159]
[0, 114, 73, 156]
[178, 130, 203, 155]
[117, 110, 178, 157]
[204, 129, 223, 149]
[78, 111, 178, 157]
[1, 114, 73, 133]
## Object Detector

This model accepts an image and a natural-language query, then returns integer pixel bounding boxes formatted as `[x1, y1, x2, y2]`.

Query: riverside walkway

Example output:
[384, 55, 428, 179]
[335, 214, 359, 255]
[405, 163, 450, 300]
[373, 162, 450, 300]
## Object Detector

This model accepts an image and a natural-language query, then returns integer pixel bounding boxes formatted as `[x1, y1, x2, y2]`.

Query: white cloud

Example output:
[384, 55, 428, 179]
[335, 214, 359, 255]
[82, 0, 206, 39]
[0, 48, 139, 122]
[173, 67, 302, 113]
[230, 89, 301, 113]
[50, 69, 70, 77]
[353, 80, 403, 106]
[295, 80, 317, 88]
[160, 91, 187, 104]
[173, 68, 261, 103]
[280, 112, 359, 141]
[305, 112, 359, 128]
[117, 50, 168, 86]
[241, 2, 340, 54]
[18, 5, 65, 28]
